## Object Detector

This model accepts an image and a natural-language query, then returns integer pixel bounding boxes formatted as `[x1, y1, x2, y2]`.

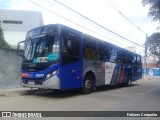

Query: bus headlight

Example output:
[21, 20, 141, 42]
[46, 70, 58, 80]
[52, 70, 57, 76]
[46, 73, 52, 79]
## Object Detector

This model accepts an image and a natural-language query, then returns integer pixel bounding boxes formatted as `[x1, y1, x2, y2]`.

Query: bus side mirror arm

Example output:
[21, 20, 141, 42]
[17, 41, 25, 57]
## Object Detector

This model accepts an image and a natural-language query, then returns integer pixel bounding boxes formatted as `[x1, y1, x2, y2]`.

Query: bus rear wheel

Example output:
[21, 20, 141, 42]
[82, 75, 93, 94]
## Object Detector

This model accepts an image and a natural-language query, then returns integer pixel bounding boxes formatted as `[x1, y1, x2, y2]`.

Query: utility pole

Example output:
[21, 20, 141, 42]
[143, 34, 148, 79]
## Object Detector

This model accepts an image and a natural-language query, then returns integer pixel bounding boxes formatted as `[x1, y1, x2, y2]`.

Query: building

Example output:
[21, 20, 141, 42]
[125, 46, 135, 52]
[142, 53, 159, 68]
[146, 53, 159, 68]
[0, 10, 44, 45]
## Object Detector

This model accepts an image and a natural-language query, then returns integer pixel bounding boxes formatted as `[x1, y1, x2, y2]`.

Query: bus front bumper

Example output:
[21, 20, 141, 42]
[21, 75, 60, 89]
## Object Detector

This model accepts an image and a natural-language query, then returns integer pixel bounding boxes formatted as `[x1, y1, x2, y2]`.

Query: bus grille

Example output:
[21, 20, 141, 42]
[22, 78, 44, 85]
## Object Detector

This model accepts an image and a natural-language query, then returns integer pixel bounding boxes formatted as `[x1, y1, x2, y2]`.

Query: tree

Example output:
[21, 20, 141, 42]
[0, 26, 10, 49]
[142, 0, 160, 22]
[142, 0, 160, 65]
[145, 32, 160, 64]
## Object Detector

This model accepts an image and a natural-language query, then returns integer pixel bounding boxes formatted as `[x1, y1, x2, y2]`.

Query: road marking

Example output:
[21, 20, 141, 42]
[140, 87, 160, 96]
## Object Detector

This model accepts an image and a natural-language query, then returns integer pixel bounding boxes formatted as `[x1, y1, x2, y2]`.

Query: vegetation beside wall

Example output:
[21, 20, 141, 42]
[0, 26, 10, 49]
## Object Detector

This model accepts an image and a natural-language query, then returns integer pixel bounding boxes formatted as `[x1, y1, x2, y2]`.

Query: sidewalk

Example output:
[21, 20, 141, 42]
[143, 75, 160, 80]
[0, 87, 29, 96]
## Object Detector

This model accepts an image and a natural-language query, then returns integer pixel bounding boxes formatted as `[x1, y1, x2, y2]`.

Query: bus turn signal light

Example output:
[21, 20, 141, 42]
[21, 73, 29, 78]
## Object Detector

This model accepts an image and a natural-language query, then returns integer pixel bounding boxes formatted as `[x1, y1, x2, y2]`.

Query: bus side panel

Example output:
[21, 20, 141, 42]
[83, 61, 129, 86]
[111, 64, 120, 84]
[83, 60, 105, 86]
[106, 63, 128, 85]
[83, 61, 132, 86]
[105, 63, 130, 85]
[108, 64, 142, 84]
[105, 62, 117, 85]
[132, 55, 142, 81]
[117, 64, 127, 84]
[58, 25, 83, 90]
[132, 66, 142, 81]
[59, 61, 83, 90]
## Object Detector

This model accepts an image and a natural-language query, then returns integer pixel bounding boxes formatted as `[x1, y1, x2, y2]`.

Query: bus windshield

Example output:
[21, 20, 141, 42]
[24, 35, 59, 63]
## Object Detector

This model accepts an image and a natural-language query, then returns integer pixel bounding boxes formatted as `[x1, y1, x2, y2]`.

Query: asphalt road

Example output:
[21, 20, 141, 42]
[0, 76, 160, 120]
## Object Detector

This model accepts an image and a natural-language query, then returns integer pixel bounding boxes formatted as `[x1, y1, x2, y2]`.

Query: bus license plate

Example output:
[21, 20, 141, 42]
[28, 81, 35, 85]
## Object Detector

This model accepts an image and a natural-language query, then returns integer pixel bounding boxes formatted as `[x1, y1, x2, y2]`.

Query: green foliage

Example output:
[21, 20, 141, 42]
[142, 0, 160, 65]
[145, 32, 160, 64]
[0, 26, 10, 49]
[142, 0, 160, 22]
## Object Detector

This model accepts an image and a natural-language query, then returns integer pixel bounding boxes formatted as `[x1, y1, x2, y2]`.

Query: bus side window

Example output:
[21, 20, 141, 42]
[84, 38, 97, 60]
[62, 34, 80, 66]
[63, 36, 73, 55]
[124, 52, 132, 65]
[137, 56, 141, 66]
[118, 50, 125, 64]
[109, 48, 117, 63]
[132, 55, 137, 66]
[98, 42, 109, 61]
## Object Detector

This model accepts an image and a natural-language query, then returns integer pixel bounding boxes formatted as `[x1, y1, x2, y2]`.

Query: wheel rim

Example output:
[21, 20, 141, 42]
[85, 79, 92, 89]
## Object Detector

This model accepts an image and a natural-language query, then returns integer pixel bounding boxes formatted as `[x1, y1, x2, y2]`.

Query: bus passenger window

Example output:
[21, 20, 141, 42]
[110, 48, 117, 63]
[137, 56, 141, 66]
[84, 38, 97, 60]
[126, 53, 132, 64]
[132, 56, 137, 65]
[62, 34, 80, 66]
[63, 37, 73, 55]
[118, 51, 125, 64]
[98, 42, 109, 61]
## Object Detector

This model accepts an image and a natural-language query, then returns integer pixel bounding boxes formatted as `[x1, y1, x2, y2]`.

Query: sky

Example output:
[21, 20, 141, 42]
[0, 0, 159, 54]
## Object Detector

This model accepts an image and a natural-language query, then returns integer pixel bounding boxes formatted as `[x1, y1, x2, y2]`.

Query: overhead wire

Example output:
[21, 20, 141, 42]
[106, 0, 147, 52]
[84, 11, 142, 43]
[52, 0, 144, 48]
[27, 0, 133, 47]
[28, 0, 146, 52]
[108, 0, 147, 35]
[96, 13, 141, 40]
[28, 0, 142, 47]
[46, 0, 137, 47]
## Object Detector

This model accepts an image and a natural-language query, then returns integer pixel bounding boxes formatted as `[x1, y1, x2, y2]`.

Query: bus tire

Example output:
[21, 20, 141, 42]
[82, 75, 93, 94]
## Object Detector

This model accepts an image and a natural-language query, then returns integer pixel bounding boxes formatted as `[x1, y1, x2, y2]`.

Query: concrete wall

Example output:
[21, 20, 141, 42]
[0, 10, 44, 32]
[0, 48, 22, 89]
[0, 10, 44, 45]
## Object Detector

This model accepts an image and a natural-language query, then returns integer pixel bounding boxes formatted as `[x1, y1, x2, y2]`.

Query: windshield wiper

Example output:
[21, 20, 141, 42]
[36, 37, 48, 54]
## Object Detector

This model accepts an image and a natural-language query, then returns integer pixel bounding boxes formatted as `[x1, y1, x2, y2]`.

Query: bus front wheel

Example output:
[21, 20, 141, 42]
[82, 75, 93, 94]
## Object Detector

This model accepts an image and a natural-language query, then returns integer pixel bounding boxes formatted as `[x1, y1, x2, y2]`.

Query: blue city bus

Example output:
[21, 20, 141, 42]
[17, 24, 142, 94]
